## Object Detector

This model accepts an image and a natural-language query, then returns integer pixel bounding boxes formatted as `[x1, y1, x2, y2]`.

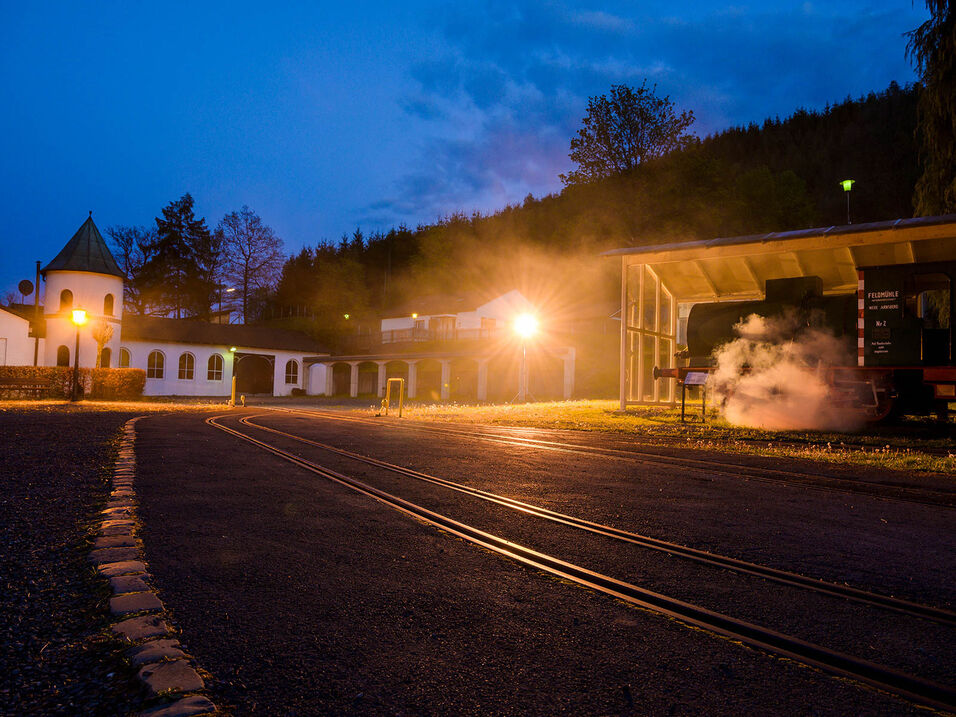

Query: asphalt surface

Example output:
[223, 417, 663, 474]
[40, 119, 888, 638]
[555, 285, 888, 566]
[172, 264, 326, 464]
[134, 408, 955, 715]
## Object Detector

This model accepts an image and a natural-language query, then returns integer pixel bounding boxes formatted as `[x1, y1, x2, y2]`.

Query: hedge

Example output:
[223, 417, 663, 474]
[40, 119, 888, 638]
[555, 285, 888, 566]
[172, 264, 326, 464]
[0, 366, 145, 400]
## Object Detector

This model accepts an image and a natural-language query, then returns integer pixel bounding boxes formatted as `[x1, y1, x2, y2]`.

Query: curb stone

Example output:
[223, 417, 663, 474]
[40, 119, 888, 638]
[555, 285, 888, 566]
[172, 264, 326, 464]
[91, 417, 220, 715]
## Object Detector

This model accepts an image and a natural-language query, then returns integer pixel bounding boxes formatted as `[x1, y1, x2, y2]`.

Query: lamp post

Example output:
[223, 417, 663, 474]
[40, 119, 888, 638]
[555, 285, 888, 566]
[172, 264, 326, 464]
[513, 312, 539, 402]
[70, 308, 88, 401]
[840, 179, 855, 224]
[229, 346, 238, 406]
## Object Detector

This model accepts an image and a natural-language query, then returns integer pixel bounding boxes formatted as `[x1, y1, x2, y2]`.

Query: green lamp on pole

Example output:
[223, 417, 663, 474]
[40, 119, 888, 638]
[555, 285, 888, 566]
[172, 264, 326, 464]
[840, 179, 855, 224]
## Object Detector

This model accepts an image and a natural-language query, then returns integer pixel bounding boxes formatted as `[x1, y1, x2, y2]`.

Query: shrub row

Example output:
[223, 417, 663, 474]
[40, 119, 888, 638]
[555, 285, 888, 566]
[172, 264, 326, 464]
[0, 366, 145, 400]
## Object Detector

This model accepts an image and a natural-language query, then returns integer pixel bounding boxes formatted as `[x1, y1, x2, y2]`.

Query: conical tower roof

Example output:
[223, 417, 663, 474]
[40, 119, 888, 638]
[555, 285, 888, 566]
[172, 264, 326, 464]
[41, 213, 125, 278]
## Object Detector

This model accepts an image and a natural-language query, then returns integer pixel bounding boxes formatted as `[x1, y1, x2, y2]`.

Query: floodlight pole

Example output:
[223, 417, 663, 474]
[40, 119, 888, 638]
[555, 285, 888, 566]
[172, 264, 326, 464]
[518, 341, 528, 402]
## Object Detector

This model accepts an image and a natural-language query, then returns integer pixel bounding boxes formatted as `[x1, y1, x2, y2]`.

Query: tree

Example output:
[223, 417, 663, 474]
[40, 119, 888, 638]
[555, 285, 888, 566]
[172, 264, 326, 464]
[106, 225, 156, 314]
[907, 1, 956, 215]
[138, 194, 220, 318]
[217, 206, 285, 323]
[560, 81, 695, 186]
[91, 320, 113, 367]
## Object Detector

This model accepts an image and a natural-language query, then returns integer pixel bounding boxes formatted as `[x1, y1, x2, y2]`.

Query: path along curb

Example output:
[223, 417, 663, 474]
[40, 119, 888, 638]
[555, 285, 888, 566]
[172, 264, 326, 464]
[89, 418, 220, 717]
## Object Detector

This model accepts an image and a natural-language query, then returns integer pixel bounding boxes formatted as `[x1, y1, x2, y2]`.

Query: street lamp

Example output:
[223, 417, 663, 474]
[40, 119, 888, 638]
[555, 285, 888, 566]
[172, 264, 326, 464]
[71, 308, 88, 401]
[840, 179, 855, 224]
[513, 312, 539, 402]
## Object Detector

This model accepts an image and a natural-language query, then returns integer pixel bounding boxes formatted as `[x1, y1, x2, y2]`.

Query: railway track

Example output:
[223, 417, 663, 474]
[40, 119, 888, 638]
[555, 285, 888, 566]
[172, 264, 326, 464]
[237, 413, 956, 627]
[207, 413, 956, 712]
[270, 406, 956, 508]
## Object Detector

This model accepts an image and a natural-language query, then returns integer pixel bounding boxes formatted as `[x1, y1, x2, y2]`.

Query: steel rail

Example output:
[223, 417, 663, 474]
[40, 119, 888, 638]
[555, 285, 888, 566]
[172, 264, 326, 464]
[274, 407, 955, 508]
[238, 413, 956, 627]
[206, 414, 955, 711]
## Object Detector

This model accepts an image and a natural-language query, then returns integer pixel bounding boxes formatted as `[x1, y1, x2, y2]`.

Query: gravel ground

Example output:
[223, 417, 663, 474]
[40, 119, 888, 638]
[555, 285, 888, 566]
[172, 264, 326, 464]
[0, 405, 145, 715]
[135, 410, 944, 715]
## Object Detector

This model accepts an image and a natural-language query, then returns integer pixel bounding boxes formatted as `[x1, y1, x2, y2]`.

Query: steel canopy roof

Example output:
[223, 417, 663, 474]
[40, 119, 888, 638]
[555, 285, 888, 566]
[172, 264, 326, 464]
[603, 215, 956, 301]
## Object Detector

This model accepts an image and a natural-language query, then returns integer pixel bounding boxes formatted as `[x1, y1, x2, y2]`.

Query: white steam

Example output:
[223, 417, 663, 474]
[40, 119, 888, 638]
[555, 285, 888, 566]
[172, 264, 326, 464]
[708, 313, 863, 432]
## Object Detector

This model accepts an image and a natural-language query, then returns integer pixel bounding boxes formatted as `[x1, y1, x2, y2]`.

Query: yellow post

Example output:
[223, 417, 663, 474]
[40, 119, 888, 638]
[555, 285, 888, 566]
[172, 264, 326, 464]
[229, 376, 237, 407]
[384, 378, 405, 417]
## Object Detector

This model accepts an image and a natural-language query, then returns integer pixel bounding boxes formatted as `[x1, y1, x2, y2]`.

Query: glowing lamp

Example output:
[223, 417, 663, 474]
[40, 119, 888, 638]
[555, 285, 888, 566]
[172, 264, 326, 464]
[343, 313, 350, 320]
[840, 179, 855, 192]
[72, 309, 88, 326]
[514, 313, 539, 339]
[229, 346, 237, 352]
[411, 313, 418, 319]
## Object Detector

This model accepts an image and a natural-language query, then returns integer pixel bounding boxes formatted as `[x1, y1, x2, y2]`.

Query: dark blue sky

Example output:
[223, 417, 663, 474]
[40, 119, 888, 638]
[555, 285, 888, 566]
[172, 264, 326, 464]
[0, 1, 928, 297]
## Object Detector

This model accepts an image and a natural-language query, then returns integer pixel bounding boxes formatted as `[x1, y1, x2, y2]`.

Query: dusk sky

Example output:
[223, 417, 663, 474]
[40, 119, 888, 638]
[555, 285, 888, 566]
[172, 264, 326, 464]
[1, 1, 929, 298]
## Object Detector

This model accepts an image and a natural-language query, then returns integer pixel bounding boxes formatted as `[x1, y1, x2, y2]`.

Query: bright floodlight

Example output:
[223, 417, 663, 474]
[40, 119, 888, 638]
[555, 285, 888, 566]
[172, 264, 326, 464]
[514, 313, 539, 338]
[71, 309, 88, 326]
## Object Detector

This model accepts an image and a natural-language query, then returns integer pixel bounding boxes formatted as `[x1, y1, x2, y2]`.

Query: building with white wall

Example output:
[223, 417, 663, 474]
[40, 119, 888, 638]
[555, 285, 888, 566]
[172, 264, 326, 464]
[315, 290, 576, 401]
[0, 215, 329, 397]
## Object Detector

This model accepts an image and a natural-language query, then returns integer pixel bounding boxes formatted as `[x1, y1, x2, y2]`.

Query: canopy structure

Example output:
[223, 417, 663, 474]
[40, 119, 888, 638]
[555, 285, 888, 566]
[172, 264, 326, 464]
[603, 215, 956, 409]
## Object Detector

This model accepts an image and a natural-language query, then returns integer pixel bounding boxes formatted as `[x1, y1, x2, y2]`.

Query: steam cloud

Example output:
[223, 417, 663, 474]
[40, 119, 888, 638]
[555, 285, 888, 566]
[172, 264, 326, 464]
[708, 313, 863, 432]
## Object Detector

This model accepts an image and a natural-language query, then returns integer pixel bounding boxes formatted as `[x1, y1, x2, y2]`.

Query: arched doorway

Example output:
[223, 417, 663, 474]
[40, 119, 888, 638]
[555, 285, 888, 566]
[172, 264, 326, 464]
[450, 358, 478, 401]
[331, 363, 351, 395]
[357, 361, 379, 395]
[235, 353, 275, 394]
[528, 348, 565, 400]
[385, 360, 409, 384]
[416, 359, 442, 401]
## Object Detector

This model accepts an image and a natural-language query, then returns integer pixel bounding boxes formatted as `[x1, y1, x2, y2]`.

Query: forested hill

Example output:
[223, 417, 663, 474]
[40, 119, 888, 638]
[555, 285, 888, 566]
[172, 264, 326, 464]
[699, 81, 918, 227]
[269, 82, 920, 329]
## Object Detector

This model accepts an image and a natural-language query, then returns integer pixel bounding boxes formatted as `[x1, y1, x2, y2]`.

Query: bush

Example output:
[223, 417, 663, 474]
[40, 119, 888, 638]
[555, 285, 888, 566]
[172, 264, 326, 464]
[0, 366, 73, 398]
[88, 368, 146, 399]
[290, 387, 306, 397]
[0, 366, 145, 400]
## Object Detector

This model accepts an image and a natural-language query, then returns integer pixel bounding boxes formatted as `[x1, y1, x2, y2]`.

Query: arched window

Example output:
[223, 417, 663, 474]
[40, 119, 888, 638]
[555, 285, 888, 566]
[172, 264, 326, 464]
[119, 348, 131, 368]
[207, 353, 223, 381]
[100, 347, 111, 368]
[59, 289, 73, 311]
[147, 350, 165, 379]
[178, 352, 195, 380]
[56, 345, 70, 366]
[103, 293, 114, 316]
[285, 359, 299, 384]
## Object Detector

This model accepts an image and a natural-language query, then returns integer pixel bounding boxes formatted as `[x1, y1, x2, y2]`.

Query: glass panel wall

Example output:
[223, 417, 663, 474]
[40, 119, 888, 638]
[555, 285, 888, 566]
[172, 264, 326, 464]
[622, 263, 678, 405]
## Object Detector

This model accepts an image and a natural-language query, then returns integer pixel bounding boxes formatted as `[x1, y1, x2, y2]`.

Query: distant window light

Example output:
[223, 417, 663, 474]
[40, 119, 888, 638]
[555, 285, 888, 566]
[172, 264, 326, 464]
[60, 289, 73, 311]
[56, 345, 70, 366]
[100, 347, 111, 368]
[208, 353, 223, 381]
[119, 347, 131, 368]
[178, 352, 195, 380]
[103, 293, 114, 316]
[285, 359, 298, 384]
[147, 350, 164, 379]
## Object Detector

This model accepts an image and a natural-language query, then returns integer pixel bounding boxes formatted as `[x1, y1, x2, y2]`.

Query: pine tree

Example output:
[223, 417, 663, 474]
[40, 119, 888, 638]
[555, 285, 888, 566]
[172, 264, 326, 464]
[907, 1, 956, 214]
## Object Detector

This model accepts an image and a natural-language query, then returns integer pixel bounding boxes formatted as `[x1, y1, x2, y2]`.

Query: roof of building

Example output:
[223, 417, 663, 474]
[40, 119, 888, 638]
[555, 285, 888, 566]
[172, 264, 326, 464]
[380, 292, 491, 319]
[602, 214, 956, 302]
[121, 315, 329, 354]
[41, 214, 125, 278]
[1, 303, 40, 321]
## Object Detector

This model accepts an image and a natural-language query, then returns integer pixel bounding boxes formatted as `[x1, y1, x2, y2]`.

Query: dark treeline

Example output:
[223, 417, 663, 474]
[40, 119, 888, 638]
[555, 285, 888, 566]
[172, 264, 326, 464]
[267, 82, 921, 342]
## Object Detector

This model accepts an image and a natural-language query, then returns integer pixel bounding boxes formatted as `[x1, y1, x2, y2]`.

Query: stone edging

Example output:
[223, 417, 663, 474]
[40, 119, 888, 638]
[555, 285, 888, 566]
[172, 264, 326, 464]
[89, 418, 219, 717]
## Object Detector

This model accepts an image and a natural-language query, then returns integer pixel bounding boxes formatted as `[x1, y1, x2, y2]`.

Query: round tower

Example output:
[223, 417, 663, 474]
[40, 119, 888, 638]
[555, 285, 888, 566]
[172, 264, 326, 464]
[41, 214, 125, 369]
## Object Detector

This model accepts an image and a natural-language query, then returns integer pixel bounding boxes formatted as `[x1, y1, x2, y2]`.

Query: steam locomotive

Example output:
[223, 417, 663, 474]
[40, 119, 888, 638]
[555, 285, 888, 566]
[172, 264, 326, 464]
[658, 261, 955, 421]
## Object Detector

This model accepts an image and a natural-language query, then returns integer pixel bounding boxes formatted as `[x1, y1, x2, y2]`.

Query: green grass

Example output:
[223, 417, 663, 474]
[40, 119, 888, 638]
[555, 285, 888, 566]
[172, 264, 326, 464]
[376, 399, 956, 475]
